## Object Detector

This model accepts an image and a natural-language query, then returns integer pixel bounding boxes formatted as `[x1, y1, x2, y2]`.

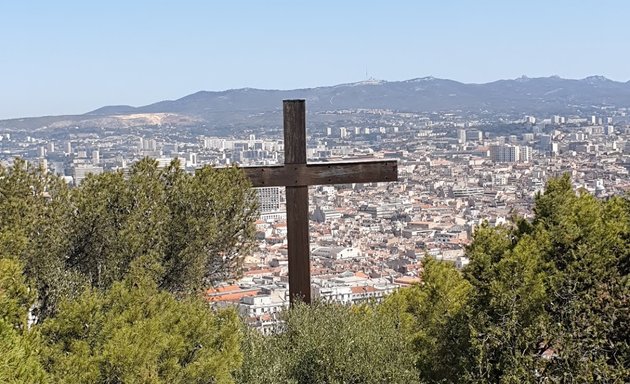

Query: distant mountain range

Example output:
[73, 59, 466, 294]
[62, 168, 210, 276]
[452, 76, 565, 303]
[2, 76, 630, 132]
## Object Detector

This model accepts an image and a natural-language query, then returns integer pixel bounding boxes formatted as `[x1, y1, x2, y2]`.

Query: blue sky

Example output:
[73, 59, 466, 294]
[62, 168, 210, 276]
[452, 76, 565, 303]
[1, 0, 629, 119]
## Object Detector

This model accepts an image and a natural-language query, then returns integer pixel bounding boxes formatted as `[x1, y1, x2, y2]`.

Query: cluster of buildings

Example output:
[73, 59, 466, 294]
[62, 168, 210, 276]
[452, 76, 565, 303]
[2, 107, 630, 331]
[201, 112, 630, 331]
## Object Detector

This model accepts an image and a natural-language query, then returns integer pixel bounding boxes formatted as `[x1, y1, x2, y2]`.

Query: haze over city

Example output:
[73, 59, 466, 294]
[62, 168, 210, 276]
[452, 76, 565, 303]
[2, 0, 630, 119]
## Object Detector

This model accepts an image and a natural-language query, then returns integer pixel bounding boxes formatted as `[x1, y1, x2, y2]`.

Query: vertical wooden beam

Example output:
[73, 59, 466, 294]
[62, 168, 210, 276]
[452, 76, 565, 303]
[283, 100, 306, 164]
[285, 186, 310, 304]
[283, 100, 311, 304]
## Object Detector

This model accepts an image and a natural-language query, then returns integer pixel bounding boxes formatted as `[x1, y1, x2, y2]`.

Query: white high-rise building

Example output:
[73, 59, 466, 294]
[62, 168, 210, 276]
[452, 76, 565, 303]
[92, 149, 100, 164]
[574, 132, 586, 141]
[144, 139, 157, 151]
[256, 187, 284, 216]
[203, 137, 226, 150]
[457, 129, 466, 144]
[519, 146, 532, 162]
[36, 158, 48, 172]
[188, 152, 198, 167]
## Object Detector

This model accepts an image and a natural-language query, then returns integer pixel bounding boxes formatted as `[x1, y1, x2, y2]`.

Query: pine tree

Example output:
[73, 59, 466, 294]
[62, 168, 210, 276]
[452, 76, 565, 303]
[238, 301, 419, 384]
[0, 258, 48, 383]
[381, 257, 472, 382]
[40, 268, 243, 384]
[0, 158, 258, 316]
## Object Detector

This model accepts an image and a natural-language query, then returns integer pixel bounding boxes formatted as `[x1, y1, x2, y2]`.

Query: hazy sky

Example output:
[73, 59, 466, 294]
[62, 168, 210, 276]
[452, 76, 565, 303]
[1, 0, 629, 119]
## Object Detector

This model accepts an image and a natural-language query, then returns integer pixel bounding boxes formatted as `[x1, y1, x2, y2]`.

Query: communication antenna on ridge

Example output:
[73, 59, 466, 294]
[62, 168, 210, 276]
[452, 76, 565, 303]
[365, 66, 369, 80]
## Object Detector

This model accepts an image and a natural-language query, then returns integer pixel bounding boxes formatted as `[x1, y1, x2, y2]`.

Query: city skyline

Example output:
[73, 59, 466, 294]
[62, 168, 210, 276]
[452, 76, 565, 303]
[2, 0, 630, 119]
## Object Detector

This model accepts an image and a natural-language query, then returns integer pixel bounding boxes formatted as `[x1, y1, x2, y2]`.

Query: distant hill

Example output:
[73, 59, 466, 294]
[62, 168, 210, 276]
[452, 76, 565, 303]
[2, 76, 630, 132]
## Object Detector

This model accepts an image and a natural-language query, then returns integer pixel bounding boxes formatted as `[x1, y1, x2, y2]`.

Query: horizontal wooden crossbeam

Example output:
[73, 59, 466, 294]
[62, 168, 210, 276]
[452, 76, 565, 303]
[241, 160, 398, 188]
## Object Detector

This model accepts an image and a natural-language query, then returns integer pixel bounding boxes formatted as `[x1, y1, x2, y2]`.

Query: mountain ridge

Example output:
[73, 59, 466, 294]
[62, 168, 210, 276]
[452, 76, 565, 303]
[85, 75, 630, 116]
[2, 75, 630, 132]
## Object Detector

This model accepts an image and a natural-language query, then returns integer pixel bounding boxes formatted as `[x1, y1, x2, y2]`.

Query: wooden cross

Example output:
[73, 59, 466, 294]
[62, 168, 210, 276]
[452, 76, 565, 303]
[242, 100, 398, 304]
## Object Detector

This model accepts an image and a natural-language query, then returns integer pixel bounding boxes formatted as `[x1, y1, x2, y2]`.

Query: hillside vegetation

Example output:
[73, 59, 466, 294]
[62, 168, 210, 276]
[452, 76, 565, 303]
[1, 162, 628, 383]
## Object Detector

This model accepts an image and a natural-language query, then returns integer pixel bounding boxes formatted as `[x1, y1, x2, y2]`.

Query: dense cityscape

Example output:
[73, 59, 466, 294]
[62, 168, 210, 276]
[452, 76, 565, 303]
[2, 105, 629, 332]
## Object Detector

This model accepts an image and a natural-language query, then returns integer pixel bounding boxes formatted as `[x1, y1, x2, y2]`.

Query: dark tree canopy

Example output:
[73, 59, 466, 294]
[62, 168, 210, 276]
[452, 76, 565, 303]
[0, 158, 258, 316]
[68, 158, 258, 293]
[0, 258, 48, 383]
[238, 301, 419, 384]
[381, 174, 630, 382]
[40, 277, 243, 384]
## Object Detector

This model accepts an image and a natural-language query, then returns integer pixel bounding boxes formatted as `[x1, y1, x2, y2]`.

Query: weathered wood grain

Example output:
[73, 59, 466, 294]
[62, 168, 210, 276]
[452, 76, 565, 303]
[283, 100, 310, 304]
[286, 185, 311, 304]
[283, 100, 306, 164]
[241, 161, 398, 187]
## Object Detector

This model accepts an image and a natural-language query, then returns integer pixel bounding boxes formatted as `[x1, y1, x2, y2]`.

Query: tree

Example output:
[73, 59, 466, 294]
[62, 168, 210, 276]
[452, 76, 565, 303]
[0, 159, 79, 317]
[381, 257, 472, 383]
[0, 258, 48, 383]
[0, 158, 259, 316]
[457, 175, 630, 381]
[463, 228, 552, 382]
[238, 301, 419, 384]
[0, 158, 256, 382]
[3, 160, 628, 382]
[384, 175, 629, 382]
[532, 176, 630, 381]
[40, 270, 243, 384]
[67, 158, 258, 296]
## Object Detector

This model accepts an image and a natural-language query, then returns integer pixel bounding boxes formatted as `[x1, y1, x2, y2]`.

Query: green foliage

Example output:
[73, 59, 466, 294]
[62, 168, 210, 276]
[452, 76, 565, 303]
[463, 229, 552, 382]
[0, 320, 48, 384]
[0, 258, 48, 383]
[532, 176, 630, 381]
[0, 157, 258, 381]
[40, 277, 243, 384]
[0, 159, 79, 317]
[68, 158, 258, 295]
[238, 301, 418, 384]
[0, 258, 35, 330]
[0, 158, 258, 316]
[459, 174, 630, 382]
[379, 175, 629, 382]
[381, 258, 472, 382]
[2, 160, 629, 382]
